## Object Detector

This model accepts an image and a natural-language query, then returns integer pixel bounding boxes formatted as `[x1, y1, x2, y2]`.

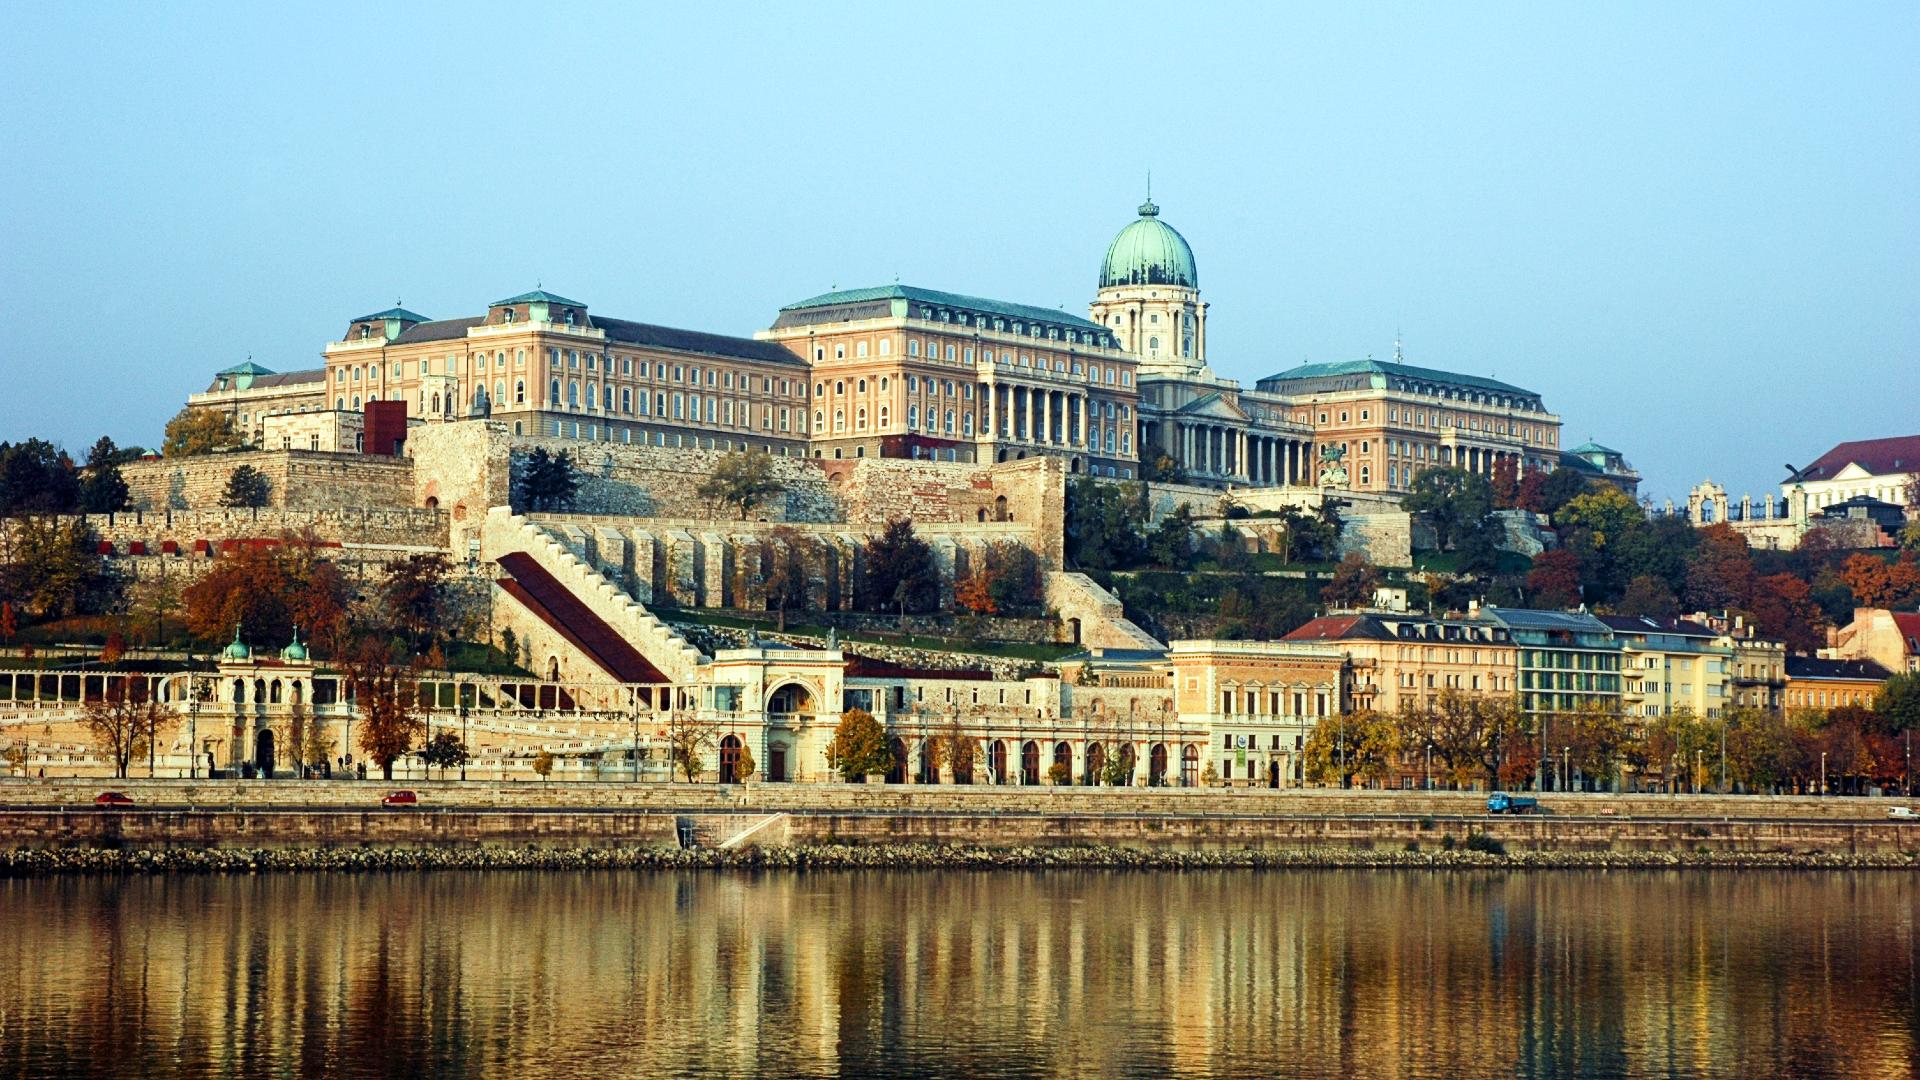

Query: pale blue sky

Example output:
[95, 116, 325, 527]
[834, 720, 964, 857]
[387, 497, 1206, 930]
[2, 2, 1914, 503]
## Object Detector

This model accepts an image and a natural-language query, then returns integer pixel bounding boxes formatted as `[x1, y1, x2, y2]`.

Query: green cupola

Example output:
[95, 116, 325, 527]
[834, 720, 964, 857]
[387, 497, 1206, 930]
[222, 624, 251, 662]
[280, 627, 308, 663]
[1099, 197, 1198, 289]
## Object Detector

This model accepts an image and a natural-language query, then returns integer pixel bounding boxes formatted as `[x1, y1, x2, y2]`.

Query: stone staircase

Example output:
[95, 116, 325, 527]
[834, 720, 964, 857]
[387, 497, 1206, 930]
[674, 811, 791, 849]
[483, 508, 706, 682]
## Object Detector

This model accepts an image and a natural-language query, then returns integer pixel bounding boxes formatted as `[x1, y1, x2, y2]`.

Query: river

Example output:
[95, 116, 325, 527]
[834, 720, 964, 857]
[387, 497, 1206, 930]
[0, 870, 1912, 1078]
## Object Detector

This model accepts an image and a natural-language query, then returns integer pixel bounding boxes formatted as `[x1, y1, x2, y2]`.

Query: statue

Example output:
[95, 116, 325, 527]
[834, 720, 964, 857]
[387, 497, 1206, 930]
[1317, 444, 1350, 489]
[825, 627, 837, 651]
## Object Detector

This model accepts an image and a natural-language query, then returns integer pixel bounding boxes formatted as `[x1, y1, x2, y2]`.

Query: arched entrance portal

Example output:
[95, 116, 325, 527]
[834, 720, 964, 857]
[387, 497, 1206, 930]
[990, 741, 1008, 785]
[254, 728, 275, 778]
[1116, 744, 1136, 786]
[1052, 742, 1071, 783]
[1181, 744, 1199, 787]
[718, 734, 742, 784]
[768, 682, 815, 715]
[1084, 743, 1106, 786]
[886, 737, 907, 784]
[1268, 760, 1281, 789]
[1021, 741, 1040, 785]
[917, 739, 940, 785]
[1149, 743, 1168, 787]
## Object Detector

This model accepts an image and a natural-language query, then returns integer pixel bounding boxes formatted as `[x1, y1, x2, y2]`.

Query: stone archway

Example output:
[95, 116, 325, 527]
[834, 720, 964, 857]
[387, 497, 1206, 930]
[768, 681, 816, 715]
[719, 734, 742, 784]
[254, 728, 276, 778]
[990, 740, 1009, 785]
[1084, 742, 1106, 785]
[886, 737, 908, 784]
[1149, 743, 1168, 787]
[1021, 741, 1040, 785]
[1181, 744, 1199, 787]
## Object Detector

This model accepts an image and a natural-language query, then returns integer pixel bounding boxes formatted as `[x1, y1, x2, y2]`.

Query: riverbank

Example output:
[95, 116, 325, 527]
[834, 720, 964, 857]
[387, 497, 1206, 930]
[4, 842, 1917, 876]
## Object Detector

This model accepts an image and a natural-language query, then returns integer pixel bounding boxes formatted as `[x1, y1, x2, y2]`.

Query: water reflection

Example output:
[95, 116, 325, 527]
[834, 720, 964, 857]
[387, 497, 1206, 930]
[0, 871, 1912, 1078]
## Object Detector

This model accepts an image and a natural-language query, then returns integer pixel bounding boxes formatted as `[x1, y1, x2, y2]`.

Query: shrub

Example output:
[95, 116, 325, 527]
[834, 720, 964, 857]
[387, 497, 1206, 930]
[1464, 832, 1507, 857]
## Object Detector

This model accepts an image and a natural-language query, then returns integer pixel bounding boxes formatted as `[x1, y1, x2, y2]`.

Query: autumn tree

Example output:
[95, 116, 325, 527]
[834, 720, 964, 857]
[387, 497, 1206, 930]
[1745, 572, 1826, 654]
[1402, 467, 1496, 554]
[1615, 574, 1679, 619]
[162, 407, 245, 456]
[667, 710, 720, 781]
[532, 750, 555, 781]
[1841, 551, 1920, 609]
[1683, 524, 1755, 612]
[1302, 709, 1400, 787]
[1320, 551, 1380, 608]
[125, 566, 185, 645]
[81, 677, 172, 779]
[1525, 549, 1583, 609]
[936, 720, 976, 781]
[380, 552, 452, 651]
[346, 643, 425, 781]
[827, 707, 891, 780]
[698, 450, 783, 520]
[859, 519, 939, 615]
[0, 516, 115, 618]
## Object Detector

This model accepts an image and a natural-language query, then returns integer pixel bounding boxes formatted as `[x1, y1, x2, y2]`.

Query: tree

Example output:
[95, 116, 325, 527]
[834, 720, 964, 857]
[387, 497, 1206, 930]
[757, 528, 811, 631]
[1554, 485, 1642, 550]
[859, 519, 939, 615]
[827, 707, 890, 780]
[1063, 477, 1149, 576]
[1616, 574, 1679, 619]
[1320, 552, 1380, 608]
[733, 741, 756, 782]
[419, 730, 470, 779]
[0, 439, 81, 515]
[161, 407, 244, 456]
[1490, 457, 1521, 510]
[1526, 550, 1583, 609]
[221, 464, 272, 508]
[1745, 572, 1826, 654]
[1147, 505, 1196, 571]
[1302, 709, 1399, 787]
[79, 437, 130, 513]
[381, 552, 451, 651]
[1683, 524, 1755, 612]
[1876, 674, 1920, 742]
[1534, 468, 1591, 518]
[532, 750, 555, 781]
[1046, 761, 1071, 786]
[0, 516, 115, 619]
[125, 567, 184, 645]
[1402, 467, 1495, 552]
[81, 678, 172, 779]
[698, 450, 784, 520]
[347, 643, 425, 781]
[1840, 551, 1920, 609]
[936, 720, 976, 781]
[667, 710, 719, 781]
[512, 447, 578, 513]
[955, 566, 998, 615]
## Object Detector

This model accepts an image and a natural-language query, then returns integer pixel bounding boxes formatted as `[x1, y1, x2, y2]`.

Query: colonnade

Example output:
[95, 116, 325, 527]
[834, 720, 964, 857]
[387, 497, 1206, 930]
[1162, 422, 1315, 486]
[983, 383, 1117, 457]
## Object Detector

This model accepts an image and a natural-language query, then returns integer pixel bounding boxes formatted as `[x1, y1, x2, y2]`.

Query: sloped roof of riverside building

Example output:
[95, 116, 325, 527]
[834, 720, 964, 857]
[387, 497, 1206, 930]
[1790, 434, 1920, 483]
[1254, 358, 1543, 405]
[773, 284, 1107, 335]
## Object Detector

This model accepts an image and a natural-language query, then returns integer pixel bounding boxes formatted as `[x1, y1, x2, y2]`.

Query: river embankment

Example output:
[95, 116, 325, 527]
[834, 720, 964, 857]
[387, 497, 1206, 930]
[2, 780, 1915, 875]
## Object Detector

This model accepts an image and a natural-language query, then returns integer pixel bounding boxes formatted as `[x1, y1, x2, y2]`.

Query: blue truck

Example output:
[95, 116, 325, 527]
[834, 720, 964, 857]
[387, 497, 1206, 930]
[1486, 792, 1540, 815]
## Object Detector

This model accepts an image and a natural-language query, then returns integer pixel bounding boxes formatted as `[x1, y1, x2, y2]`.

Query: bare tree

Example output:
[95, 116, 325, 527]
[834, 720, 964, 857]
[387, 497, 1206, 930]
[81, 677, 172, 779]
[667, 710, 719, 781]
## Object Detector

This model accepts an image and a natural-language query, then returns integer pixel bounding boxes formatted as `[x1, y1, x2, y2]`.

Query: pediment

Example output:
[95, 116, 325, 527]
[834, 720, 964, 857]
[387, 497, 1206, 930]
[1175, 392, 1249, 421]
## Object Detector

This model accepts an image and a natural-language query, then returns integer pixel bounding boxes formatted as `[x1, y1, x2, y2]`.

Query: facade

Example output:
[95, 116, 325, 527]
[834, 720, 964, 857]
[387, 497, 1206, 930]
[188, 361, 327, 447]
[1168, 639, 1358, 788]
[1599, 616, 1731, 719]
[759, 286, 1142, 475]
[261, 409, 366, 453]
[1281, 612, 1517, 715]
[1674, 435, 1919, 550]
[1481, 607, 1623, 719]
[1562, 441, 1642, 498]
[320, 293, 813, 455]
[1789, 435, 1920, 513]
[1823, 608, 1920, 676]
[1783, 656, 1892, 711]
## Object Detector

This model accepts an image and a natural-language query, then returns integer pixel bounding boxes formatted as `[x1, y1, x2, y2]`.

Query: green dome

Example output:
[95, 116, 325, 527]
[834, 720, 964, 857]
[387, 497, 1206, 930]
[280, 628, 308, 663]
[222, 624, 251, 662]
[1099, 199, 1198, 289]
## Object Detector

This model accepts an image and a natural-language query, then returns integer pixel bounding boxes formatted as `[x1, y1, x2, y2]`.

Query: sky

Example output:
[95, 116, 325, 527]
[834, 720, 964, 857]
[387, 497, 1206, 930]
[1, 2, 1914, 504]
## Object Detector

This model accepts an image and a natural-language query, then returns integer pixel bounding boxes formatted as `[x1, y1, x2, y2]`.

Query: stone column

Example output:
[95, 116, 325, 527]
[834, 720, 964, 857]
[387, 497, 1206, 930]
[1077, 395, 1088, 450]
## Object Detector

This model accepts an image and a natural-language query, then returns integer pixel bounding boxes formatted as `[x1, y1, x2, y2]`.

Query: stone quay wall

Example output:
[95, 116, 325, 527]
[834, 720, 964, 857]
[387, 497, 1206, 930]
[122, 450, 415, 512]
[5, 508, 449, 552]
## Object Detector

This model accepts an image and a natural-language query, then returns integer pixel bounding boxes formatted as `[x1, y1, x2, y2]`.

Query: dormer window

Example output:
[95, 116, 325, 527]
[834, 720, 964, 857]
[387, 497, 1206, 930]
[358, 325, 371, 339]
[563, 309, 576, 326]
[503, 307, 516, 324]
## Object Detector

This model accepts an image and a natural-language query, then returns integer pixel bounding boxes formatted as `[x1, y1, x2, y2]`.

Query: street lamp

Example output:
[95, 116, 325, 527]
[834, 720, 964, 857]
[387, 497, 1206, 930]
[459, 679, 470, 782]
[1820, 751, 1827, 796]
[1564, 745, 1571, 793]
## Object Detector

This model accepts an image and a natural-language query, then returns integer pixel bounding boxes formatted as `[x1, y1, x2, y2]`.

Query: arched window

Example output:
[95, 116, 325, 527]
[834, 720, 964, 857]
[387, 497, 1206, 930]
[587, 383, 598, 409]
[944, 410, 955, 433]
[515, 380, 526, 404]
[549, 379, 560, 405]
[1149, 336, 1159, 350]
[856, 407, 867, 430]
[878, 406, 889, 426]
[834, 409, 845, 432]
[908, 405, 919, 428]
[857, 378, 866, 393]
[567, 381, 579, 407]
[621, 388, 632, 413]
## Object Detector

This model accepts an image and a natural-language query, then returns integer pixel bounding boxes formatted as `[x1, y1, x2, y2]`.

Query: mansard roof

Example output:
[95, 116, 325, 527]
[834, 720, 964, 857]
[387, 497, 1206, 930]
[1785, 656, 1893, 682]
[1791, 435, 1920, 483]
[393, 317, 486, 344]
[594, 317, 804, 367]
[1256, 358, 1539, 401]
[775, 284, 1105, 334]
[493, 289, 585, 308]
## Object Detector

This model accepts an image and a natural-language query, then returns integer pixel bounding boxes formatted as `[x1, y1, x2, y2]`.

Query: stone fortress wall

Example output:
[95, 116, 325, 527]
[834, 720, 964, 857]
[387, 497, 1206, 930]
[121, 450, 415, 512]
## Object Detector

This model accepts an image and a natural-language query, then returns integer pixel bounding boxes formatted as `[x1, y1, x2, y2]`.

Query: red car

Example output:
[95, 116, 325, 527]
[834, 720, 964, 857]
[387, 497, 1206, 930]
[381, 790, 419, 807]
[94, 791, 135, 807]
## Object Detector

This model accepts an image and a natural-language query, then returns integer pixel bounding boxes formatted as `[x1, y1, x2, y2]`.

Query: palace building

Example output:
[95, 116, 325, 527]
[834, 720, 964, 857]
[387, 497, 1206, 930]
[183, 192, 1571, 495]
